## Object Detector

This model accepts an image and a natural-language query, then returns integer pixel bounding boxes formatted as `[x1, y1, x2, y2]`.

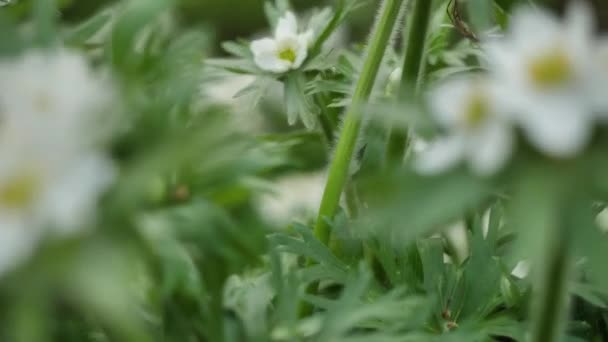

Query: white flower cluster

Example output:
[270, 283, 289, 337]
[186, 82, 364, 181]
[0, 49, 115, 274]
[251, 11, 313, 74]
[417, 2, 608, 176]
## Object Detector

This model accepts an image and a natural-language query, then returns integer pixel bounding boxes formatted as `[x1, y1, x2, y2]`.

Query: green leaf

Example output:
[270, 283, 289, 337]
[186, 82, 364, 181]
[64, 10, 113, 46]
[234, 77, 274, 109]
[206, 57, 260, 74]
[418, 237, 445, 294]
[110, 0, 172, 71]
[32, 0, 58, 47]
[221, 40, 253, 59]
[359, 169, 490, 242]
[458, 229, 502, 319]
[284, 72, 318, 129]
[466, 0, 494, 33]
[268, 224, 350, 280]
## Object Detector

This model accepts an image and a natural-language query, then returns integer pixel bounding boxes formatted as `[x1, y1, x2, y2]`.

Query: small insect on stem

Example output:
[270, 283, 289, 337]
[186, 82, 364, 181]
[447, 0, 480, 43]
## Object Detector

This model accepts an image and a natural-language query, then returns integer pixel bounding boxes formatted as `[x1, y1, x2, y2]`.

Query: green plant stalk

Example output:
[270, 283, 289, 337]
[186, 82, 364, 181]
[530, 222, 572, 342]
[313, 0, 406, 246]
[310, 0, 346, 57]
[385, 0, 433, 164]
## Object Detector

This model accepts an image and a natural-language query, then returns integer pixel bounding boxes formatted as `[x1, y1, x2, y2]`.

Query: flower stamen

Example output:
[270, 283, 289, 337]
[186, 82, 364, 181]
[463, 92, 490, 128]
[278, 48, 297, 63]
[528, 49, 573, 89]
[0, 171, 39, 209]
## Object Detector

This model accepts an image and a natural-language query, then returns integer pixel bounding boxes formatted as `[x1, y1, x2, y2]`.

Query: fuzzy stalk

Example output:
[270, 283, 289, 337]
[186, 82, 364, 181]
[385, 0, 433, 164]
[312, 0, 406, 246]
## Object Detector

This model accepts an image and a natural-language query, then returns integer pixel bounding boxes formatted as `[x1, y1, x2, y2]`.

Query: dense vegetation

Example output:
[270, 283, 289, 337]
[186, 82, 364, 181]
[0, 0, 607, 341]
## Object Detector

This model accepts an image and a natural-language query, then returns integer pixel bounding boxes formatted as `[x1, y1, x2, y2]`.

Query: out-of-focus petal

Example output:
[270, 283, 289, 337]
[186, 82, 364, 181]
[521, 99, 593, 157]
[414, 135, 466, 175]
[275, 11, 298, 40]
[251, 38, 290, 73]
[468, 121, 513, 175]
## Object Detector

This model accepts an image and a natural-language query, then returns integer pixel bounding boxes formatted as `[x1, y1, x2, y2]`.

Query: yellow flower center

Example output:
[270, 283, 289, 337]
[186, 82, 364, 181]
[463, 92, 490, 128]
[528, 49, 573, 89]
[278, 48, 296, 63]
[0, 171, 40, 209]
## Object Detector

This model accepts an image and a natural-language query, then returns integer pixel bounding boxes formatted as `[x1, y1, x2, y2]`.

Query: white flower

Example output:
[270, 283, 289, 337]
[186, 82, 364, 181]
[415, 76, 513, 176]
[0, 49, 115, 274]
[250, 11, 313, 73]
[258, 171, 325, 226]
[484, 2, 597, 158]
[590, 37, 608, 115]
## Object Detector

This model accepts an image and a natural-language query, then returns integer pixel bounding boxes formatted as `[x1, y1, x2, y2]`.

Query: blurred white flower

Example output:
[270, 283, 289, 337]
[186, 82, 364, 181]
[258, 171, 325, 226]
[416, 76, 513, 176]
[0, 49, 115, 274]
[590, 37, 608, 114]
[484, 2, 597, 157]
[251, 11, 313, 73]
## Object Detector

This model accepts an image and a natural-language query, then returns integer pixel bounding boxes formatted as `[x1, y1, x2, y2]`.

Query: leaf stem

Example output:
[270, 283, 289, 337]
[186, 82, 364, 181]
[530, 219, 572, 342]
[313, 0, 406, 246]
[385, 0, 433, 164]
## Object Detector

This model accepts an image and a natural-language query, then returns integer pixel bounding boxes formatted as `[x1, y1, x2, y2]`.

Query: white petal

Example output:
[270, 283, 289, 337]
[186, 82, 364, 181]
[589, 37, 608, 115]
[0, 215, 39, 276]
[414, 135, 466, 175]
[520, 99, 593, 157]
[275, 11, 298, 40]
[41, 154, 115, 234]
[427, 77, 471, 128]
[467, 121, 513, 175]
[565, 0, 595, 44]
[301, 29, 314, 48]
[292, 33, 310, 69]
[251, 38, 290, 73]
[564, 1, 595, 75]
[510, 6, 561, 52]
[483, 40, 526, 87]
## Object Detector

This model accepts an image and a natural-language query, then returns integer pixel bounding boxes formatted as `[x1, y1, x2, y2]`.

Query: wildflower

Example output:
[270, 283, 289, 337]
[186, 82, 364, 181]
[250, 11, 313, 73]
[415, 76, 513, 176]
[258, 171, 325, 226]
[484, 2, 597, 157]
[590, 38, 608, 115]
[0, 49, 115, 274]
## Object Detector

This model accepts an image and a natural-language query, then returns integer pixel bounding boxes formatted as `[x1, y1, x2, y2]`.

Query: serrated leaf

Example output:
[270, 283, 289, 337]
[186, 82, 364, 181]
[284, 72, 318, 129]
[268, 224, 349, 277]
[110, 0, 172, 71]
[359, 169, 490, 242]
[64, 10, 113, 46]
[222, 40, 253, 59]
[206, 57, 260, 74]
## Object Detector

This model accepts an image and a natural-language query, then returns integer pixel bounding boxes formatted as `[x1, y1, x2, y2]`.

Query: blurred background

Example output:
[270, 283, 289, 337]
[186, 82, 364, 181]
[9, 0, 605, 53]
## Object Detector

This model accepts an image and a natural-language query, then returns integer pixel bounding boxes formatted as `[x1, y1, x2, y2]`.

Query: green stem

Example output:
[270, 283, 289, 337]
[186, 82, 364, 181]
[313, 0, 405, 246]
[530, 221, 572, 342]
[385, 0, 433, 165]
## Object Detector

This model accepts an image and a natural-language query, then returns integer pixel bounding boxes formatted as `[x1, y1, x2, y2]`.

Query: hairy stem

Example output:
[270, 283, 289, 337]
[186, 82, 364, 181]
[313, 0, 405, 246]
[385, 0, 433, 164]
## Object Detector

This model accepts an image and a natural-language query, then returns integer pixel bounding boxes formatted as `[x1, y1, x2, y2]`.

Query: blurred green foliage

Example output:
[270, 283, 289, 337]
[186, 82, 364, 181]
[1, 0, 608, 342]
